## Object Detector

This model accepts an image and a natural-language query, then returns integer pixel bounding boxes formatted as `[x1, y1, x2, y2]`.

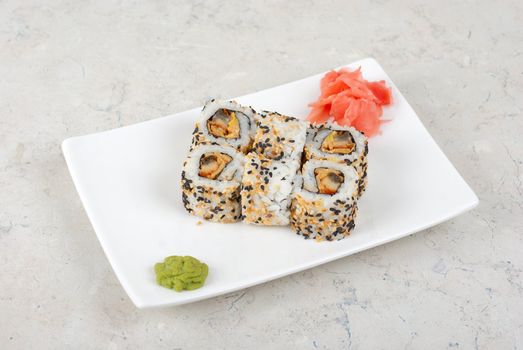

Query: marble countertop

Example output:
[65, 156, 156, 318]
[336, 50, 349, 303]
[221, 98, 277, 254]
[1, 0, 522, 348]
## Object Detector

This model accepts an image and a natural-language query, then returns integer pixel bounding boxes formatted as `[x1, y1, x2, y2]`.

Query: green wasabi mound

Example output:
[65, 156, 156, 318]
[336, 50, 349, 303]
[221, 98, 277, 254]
[154, 256, 209, 292]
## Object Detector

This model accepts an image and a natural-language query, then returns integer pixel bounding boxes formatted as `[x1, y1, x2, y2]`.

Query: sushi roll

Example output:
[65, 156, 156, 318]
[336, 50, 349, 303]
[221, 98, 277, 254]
[252, 112, 308, 160]
[304, 122, 368, 196]
[290, 159, 359, 241]
[240, 153, 300, 226]
[181, 144, 245, 223]
[192, 99, 256, 153]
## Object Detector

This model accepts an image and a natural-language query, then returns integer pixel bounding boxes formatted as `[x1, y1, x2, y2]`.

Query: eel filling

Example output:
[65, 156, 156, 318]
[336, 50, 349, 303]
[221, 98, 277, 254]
[199, 152, 233, 180]
[314, 167, 344, 195]
[320, 130, 355, 154]
[207, 109, 241, 139]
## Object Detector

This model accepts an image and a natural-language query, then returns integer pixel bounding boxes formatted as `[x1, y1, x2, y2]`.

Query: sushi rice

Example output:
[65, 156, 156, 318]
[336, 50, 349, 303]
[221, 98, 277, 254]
[252, 112, 308, 160]
[241, 153, 300, 226]
[240, 111, 307, 225]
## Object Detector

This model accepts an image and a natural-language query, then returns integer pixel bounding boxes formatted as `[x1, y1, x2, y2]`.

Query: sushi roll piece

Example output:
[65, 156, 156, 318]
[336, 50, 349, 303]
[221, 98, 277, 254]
[304, 122, 368, 196]
[305, 122, 368, 171]
[240, 153, 300, 226]
[181, 144, 245, 223]
[192, 99, 256, 153]
[290, 159, 359, 241]
[252, 112, 308, 160]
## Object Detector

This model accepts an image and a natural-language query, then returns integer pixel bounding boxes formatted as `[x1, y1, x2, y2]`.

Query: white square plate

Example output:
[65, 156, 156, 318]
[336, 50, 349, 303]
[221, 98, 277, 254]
[62, 58, 478, 308]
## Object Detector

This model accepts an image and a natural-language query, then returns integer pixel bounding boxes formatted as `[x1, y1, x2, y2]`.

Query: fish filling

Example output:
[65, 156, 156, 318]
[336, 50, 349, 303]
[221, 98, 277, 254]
[314, 167, 344, 195]
[320, 130, 355, 154]
[198, 152, 233, 180]
[207, 109, 241, 139]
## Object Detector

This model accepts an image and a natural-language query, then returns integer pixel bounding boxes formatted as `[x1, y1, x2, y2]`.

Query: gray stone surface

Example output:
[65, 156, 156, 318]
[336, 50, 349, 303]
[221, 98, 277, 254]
[1, 0, 522, 348]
